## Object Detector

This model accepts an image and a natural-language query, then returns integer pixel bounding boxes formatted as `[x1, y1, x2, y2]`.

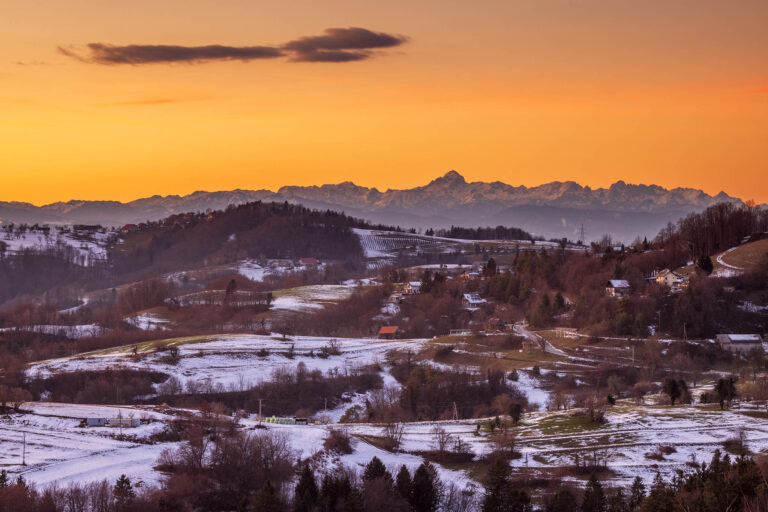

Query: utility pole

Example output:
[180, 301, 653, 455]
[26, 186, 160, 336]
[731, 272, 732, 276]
[258, 399, 263, 425]
[22, 431, 26, 466]
[452, 402, 459, 423]
[324, 398, 328, 414]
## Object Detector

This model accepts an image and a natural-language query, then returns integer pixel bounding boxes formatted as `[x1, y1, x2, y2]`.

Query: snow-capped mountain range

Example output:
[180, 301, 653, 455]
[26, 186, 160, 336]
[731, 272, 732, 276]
[0, 171, 747, 241]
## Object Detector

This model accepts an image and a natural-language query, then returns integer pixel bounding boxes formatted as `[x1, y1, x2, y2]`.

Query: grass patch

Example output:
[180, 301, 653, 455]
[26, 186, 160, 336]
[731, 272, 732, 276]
[738, 410, 768, 420]
[719, 239, 768, 271]
[534, 414, 605, 436]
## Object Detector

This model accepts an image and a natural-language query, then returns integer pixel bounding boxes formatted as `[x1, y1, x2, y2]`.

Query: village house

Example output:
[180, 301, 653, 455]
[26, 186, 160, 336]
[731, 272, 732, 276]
[119, 224, 138, 234]
[378, 326, 399, 339]
[299, 257, 320, 267]
[386, 292, 404, 304]
[716, 334, 765, 355]
[460, 270, 481, 281]
[605, 279, 630, 298]
[462, 293, 487, 309]
[403, 281, 422, 295]
[654, 269, 687, 288]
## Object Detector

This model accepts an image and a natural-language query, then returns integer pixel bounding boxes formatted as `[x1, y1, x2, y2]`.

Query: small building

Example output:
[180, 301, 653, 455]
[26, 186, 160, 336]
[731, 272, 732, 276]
[120, 224, 138, 234]
[605, 279, 630, 298]
[460, 270, 481, 281]
[462, 293, 487, 309]
[108, 417, 141, 428]
[716, 334, 765, 355]
[654, 269, 686, 288]
[404, 281, 422, 295]
[378, 326, 400, 339]
[385, 292, 403, 304]
[299, 257, 320, 266]
[85, 417, 107, 427]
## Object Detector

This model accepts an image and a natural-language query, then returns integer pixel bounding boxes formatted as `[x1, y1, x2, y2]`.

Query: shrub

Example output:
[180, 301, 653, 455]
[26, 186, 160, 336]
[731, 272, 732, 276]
[324, 428, 353, 454]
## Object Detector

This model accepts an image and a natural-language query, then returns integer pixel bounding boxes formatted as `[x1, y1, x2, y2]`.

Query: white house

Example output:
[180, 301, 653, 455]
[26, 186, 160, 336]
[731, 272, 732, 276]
[654, 269, 687, 288]
[605, 279, 630, 298]
[404, 281, 422, 295]
[462, 293, 487, 308]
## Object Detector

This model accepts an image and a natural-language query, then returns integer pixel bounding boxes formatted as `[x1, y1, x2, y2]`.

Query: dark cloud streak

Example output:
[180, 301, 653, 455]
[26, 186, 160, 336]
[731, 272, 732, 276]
[58, 27, 407, 65]
[59, 43, 282, 65]
[283, 27, 407, 62]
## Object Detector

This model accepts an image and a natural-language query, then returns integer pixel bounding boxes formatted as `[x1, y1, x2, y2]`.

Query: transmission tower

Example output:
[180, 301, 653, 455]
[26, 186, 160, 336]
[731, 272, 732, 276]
[577, 224, 587, 245]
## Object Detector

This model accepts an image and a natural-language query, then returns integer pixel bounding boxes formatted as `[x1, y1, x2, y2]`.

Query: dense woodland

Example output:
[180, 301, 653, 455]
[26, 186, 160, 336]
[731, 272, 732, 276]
[0, 201, 377, 307]
[109, 202, 366, 277]
[426, 226, 538, 242]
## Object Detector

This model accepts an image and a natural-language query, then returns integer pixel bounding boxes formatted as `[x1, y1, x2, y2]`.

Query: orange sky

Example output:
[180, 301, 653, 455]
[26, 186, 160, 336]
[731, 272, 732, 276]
[2, 0, 768, 205]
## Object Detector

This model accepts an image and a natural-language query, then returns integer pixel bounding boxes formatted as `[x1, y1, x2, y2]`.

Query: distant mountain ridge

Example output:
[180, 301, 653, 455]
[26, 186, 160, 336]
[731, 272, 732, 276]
[0, 171, 748, 241]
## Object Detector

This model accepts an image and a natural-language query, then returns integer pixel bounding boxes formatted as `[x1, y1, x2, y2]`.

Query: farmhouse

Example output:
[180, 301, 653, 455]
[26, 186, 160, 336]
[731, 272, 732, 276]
[605, 279, 630, 298]
[716, 334, 765, 355]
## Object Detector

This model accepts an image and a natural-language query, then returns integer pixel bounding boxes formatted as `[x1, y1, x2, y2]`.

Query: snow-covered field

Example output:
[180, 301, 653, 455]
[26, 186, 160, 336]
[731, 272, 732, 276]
[353, 228, 564, 259]
[27, 334, 428, 390]
[510, 405, 768, 486]
[6, 393, 768, 491]
[0, 324, 108, 339]
[126, 312, 173, 331]
[271, 284, 359, 312]
[1, 228, 111, 265]
[234, 259, 326, 283]
[1, 403, 175, 487]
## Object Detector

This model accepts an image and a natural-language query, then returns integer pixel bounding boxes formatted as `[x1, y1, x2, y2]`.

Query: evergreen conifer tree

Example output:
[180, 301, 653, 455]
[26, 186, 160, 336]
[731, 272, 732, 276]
[294, 465, 319, 512]
[580, 474, 606, 512]
[363, 457, 391, 483]
[395, 465, 412, 501]
[410, 462, 438, 512]
[251, 481, 281, 512]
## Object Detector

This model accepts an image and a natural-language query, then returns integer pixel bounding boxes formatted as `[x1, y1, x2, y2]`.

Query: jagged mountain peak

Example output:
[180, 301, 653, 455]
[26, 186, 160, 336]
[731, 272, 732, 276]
[426, 170, 467, 187]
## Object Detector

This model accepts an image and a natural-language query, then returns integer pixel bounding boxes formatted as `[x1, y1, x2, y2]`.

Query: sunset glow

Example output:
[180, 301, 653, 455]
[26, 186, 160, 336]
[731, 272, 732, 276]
[2, 0, 768, 204]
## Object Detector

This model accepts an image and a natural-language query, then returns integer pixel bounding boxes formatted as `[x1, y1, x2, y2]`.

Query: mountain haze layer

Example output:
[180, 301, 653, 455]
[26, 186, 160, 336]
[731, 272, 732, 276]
[0, 171, 744, 242]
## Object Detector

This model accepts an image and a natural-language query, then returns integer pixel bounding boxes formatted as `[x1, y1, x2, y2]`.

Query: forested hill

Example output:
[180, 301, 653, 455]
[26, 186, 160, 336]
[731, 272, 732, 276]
[109, 202, 366, 275]
[0, 202, 369, 305]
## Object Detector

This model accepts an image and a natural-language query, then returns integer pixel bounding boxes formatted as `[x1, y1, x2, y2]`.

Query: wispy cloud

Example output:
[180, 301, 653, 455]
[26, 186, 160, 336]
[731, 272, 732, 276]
[59, 44, 282, 65]
[282, 27, 407, 62]
[58, 27, 407, 65]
